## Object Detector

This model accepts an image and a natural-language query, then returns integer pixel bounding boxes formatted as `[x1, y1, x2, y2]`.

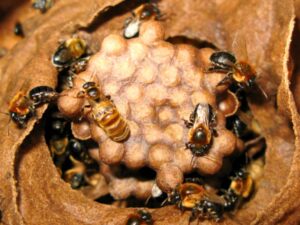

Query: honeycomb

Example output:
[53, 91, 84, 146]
[58, 21, 242, 194]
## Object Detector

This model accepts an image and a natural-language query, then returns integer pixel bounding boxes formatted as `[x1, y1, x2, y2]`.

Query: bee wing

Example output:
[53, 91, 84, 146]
[231, 32, 249, 62]
[4, 78, 32, 107]
[193, 104, 210, 128]
[203, 191, 226, 205]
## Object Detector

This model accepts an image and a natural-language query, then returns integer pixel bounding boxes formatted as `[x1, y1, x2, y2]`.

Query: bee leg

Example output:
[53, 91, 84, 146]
[190, 208, 198, 223]
[205, 65, 230, 73]
[185, 142, 193, 150]
[193, 145, 209, 157]
[58, 38, 66, 45]
[189, 115, 195, 125]
[217, 73, 233, 87]
[185, 177, 204, 184]
[183, 119, 193, 128]
[77, 90, 85, 98]
[210, 111, 217, 126]
[233, 124, 241, 138]
[212, 128, 218, 137]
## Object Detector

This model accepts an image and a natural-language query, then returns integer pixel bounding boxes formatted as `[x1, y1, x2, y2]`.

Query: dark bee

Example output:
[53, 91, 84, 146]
[207, 51, 256, 90]
[222, 189, 239, 211]
[29, 86, 58, 106]
[223, 169, 254, 211]
[50, 136, 68, 156]
[169, 182, 225, 222]
[57, 73, 74, 92]
[8, 92, 35, 128]
[126, 210, 153, 225]
[229, 169, 253, 199]
[52, 37, 88, 70]
[191, 199, 224, 222]
[14, 22, 24, 37]
[69, 56, 90, 75]
[123, 3, 161, 39]
[64, 156, 86, 189]
[70, 173, 85, 189]
[50, 112, 67, 135]
[80, 82, 130, 142]
[67, 139, 94, 165]
[226, 116, 247, 138]
[32, 0, 53, 13]
[184, 103, 217, 156]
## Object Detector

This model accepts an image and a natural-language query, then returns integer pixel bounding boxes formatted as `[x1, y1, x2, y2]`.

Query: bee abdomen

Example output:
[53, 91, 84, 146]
[93, 103, 130, 142]
[103, 116, 130, 142]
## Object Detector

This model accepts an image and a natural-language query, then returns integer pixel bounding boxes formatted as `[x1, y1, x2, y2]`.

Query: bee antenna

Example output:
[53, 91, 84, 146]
[145, 194, 152, 206]
[259, 85, 268, 100]
[161, 195, 169, 206]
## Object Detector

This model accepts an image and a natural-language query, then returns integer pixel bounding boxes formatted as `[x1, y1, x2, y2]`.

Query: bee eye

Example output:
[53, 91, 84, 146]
[247, 77, 256, 87]
[141, 11, 151, 19]
[71, 173, 84, 189]
[87, 88, 99, 98]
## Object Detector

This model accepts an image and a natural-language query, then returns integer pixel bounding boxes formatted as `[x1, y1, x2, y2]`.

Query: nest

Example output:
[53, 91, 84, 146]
[0, 0, 300, 225]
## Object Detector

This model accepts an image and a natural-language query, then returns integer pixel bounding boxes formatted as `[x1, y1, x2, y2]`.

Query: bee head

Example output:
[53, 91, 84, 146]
[168, 189, 181, 205]
[82, 81, 96, 90]
[247, 76, 256, 87]
[234, 169, 248, 180]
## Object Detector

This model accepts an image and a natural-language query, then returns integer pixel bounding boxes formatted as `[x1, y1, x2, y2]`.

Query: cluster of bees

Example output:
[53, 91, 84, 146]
[46, 108, 100, 189]
[163, 51, 266, 221]
[5, 1, 267, 224]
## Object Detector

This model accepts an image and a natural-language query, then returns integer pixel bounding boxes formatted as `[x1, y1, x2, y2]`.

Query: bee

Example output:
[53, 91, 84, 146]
[50, 136, 68, 156]
[32, 0, 53, 13]
[69, 173, 85, 189]
[206, 34, 267, 99]
[226, 115, 247, 138]
[207, 51, 256, 90]
[7, 84, 57, 128]
[229, 169, 253, 198]
[64, 156, 86, 189]
[29, 86, 58, 106]
[67, 139, 94, 165]
[90, 98, 130, 142]
[80, 82, 130, 142]
[123, 3, 161, 39]
[184, 103, 217, 156]
[8, 91, 35, 128]
[223, 168, 254, 211]
[14, 22, 24, 37]
[126, 210, 153, 225]
[169, 182, 225, 222]
[52, 37, 88, 70]
[50, 111, 67, 135]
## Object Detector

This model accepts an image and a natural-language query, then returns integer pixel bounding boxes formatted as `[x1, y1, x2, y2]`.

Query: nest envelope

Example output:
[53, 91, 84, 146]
[0, 0, 300, 225]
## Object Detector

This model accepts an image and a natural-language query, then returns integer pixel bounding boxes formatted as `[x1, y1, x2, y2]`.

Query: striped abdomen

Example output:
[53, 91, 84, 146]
[92, 100, 130, 142]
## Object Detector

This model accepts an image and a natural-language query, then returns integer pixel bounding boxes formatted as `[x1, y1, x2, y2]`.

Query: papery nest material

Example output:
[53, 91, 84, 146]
[0, 0, 299, 225]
